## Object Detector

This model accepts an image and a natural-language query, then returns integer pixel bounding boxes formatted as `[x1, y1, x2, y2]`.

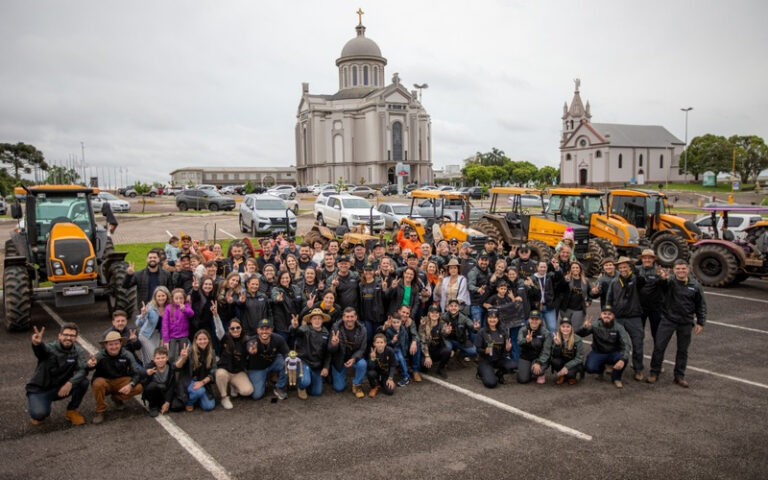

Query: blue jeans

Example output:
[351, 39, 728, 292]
[470, 305, 486, 329]
[585, 351, 625, 382]
[27, 378, 89, 420]
[297, 364, 324, 396]
[445, 339, 477, 358]
[541, 306, 557, 334]
[393, 349, 410, 379]
[331, 358, 368, 392]
[187, 381, 216, 411]
[508, 326, 522, 361]
[410, 344, 422, 373]
[247, 355, 288, 399]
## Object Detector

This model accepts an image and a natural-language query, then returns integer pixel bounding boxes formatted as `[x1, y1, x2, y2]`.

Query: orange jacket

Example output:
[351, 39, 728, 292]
[397, 228, 423, 257]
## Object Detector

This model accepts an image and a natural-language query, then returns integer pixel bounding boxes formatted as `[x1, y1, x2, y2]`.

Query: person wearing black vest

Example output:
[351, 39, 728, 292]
[475, 309, 516, 388]
[516, 310, 552, 384]
[328, 256, 360, 311]
[606, 256, 647, 381]
[577, 305, 631, 389]
[510, 243, 537, 279]
[636, 249, 665, 341]
[291, 309, 332, 399]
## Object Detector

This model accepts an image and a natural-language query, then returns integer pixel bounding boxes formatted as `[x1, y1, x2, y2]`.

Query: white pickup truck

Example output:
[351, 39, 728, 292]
[314, 194, 385, 232]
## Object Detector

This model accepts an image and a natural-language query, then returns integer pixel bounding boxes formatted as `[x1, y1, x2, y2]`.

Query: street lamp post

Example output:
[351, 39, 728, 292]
[413, 83, 429, 103]
[681, 107, 693, 183]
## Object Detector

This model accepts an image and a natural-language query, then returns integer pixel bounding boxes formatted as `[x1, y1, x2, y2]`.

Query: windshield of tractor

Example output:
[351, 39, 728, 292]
[547, 194, 603, 225]
[650, 196, 667, 214]
[33, 194, 93, 244]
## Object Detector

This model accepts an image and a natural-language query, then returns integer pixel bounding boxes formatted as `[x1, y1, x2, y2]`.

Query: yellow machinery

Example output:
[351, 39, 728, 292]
[606, 189, 702, 266]
[3, 185, 133, 331]
[401, 190, 488, 249]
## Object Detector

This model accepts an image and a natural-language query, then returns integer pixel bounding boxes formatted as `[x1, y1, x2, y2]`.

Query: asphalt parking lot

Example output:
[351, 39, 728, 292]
[1, 275, 766, 480]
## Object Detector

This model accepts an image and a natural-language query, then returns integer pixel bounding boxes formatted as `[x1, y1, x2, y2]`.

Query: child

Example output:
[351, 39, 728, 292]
[367, 333, 396, 397]
[141, 346, 176, 416]
[483, 281, 513, 310]
[384, 315, 411, 386]
[190, 254, 206, 281]
[555, 228, 577, 262]
[162, 288, 194, 363]
[165, 236, 180, 267]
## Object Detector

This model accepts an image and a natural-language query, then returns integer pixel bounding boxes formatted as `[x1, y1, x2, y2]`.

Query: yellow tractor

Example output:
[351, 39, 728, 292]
[400, 190, 488, 249]
[3, 185, 134, 331]
[606, 189, 702, 266]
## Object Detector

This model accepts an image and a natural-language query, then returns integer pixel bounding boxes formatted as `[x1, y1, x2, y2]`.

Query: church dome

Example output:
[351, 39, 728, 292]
[337, 25, 386, 63]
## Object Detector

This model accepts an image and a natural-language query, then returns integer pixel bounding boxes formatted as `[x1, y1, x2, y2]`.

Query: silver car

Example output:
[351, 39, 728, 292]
[91, 192, 131, 213]
[239, 194, 297, 236]
[377, 202, 420, 231]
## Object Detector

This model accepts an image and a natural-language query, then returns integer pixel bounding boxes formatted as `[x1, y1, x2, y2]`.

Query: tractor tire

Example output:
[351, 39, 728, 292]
[107, 261, 136, 319]
[594, 237, 617, 262]
[585, 239, 604, 277]
[690, 244, 738, 287]
[527, 239, 552, 263]
[302, 229, 328, 249]
[733, 272, 750, 285]
[3, 265, 31, 331]
[652, 232, 690, 267]
[4, 239, 19, 256]
[474, 219, 504, 246]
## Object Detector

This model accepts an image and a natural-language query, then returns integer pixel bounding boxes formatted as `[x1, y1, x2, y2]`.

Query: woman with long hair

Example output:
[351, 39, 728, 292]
[217, 272, 242, 328]
[385, 267, 421, 321]
[215, 318, 253, 409]
[175, 329, 217, 412]
[557, 261, 593, 332]
[136, 286, 171, 365]
[434, 258, 469, 311]
[271, 270, 301, 342]
[549, 317, 584, 385]
[284, 254, 303, 281]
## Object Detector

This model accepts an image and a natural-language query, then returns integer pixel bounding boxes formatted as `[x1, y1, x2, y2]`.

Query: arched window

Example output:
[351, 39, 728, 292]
[595, 150, 602, 158]
[363, 66, 369, 86]
[392, 122, 403, 162]
[566, 153, 572, 161]
[569, 120, 574, 129]
[352, 66, 358, 86]
[343, 67, 348, 88]
[659, 155, 664, 169]
[618, 154, 623, 169]
[373, 66, 378, 86]
[639, 154, 643, 167]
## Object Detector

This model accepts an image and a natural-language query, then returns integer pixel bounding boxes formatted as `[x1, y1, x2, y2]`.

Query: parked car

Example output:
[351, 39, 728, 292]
[314, 194, 385, 232]
[196, 184, 217, 192]
[380, 184, 398, 196]
[176, 189, 236, 212]
[297, 185, 310, 193]
[165, 187, 184, 196]
[267, 185, 297, 199]
[124, 186, 159, 197]
[0, 198, 7, 215]
[348, 186, 379, 199]
[239, 194, 297, 236]
[269, 192, 300, 214]
[458, 186, 484, 200]
[376, 202, 418, 231]
[694, 213, 764, 241]
[91, 191, 131, 213]
[219, 185, 236, 195]
[509, 193, 549, 209]
[437, 185, 456, 192]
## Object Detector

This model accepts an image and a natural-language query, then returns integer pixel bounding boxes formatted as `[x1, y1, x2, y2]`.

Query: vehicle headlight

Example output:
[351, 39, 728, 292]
[85, 259, 95, 273]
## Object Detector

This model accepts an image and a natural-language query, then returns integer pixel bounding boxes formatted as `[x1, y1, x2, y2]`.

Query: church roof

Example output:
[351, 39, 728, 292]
[310, 86, 384, 101]
[590, 123, 684, 147]
[337, 24, 386, 64]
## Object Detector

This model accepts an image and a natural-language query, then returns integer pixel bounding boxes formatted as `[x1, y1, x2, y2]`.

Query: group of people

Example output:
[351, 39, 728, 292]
[25, 225, 707, 426]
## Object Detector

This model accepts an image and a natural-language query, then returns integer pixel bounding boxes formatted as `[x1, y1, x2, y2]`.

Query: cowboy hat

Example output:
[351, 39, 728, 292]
[615, 256, 634, 266]
[100, 331, 126, 345]
[639, 248, 657, 258]
[303, 308, 330, 324]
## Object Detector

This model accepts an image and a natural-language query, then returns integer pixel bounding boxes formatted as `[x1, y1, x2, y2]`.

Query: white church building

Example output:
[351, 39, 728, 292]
[295, 14, 433, 187]
[559, 80, 686, 186]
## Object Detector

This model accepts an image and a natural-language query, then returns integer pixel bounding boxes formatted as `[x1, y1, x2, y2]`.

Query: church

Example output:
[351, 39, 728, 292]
[295, 12, 433, 187]
[559, 80, 686, 186]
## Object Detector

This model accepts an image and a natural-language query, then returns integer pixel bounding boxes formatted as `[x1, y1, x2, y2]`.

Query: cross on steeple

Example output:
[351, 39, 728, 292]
[356, 8, 364, 25]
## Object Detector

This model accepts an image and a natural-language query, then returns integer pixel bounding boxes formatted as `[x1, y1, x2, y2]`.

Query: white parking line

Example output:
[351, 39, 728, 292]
[38, 301, 232, 480]
[581, 339, 768, 390]
[706, 321, 768, 335]
[218, 228, 237, 239]
[704, 290, 768, 304]
[424, 375, 592, 441]
[166, 230, 173, 238]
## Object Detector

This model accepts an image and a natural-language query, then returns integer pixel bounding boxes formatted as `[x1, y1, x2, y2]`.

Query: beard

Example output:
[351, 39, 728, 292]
[147, 260, 158, 268]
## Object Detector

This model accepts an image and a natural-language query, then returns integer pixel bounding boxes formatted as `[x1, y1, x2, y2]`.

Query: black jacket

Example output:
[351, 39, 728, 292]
[577, 320, 631, 360]
[517, 322, 552, 363]
[246, 334, 289, 370]
[606, 273, 645, 318]
[291, 324, 331, 371]
[359, 278, 385, 327]
[190, 289, 215, 338]
[661, 276, 707, 326]
[328, 320, 367, 371]
[529, 271, 562, 310]
[475, 327, 509, 362]
[329, 271, 360, 311]
[123, 267, 174, 306]
[140, 361, 176, 404]
[270, 285, 302, 333]
[385, 282, 421, 319]
[217, 335, 249, 374]
[467, 265, 491, 305]
[636, 265, 665, 311]
[26, 341, 88, 393]
[369, 346, 397, 378]
[91, 348, 143, 385]
[237, 292, 271, 337]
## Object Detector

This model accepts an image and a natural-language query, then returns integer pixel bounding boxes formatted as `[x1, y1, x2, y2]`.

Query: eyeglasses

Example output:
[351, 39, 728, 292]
[229, 326, 241, 331]
[60, 333, 78, 338]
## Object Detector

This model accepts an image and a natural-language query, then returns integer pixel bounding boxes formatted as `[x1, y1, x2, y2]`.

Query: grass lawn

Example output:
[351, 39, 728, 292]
[662, 182, 756, 193]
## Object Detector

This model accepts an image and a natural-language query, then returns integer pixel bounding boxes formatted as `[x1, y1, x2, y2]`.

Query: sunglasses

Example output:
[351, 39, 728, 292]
[229, 326, 241, 331]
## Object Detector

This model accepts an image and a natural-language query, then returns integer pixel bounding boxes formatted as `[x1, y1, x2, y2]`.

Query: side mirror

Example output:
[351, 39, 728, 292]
[11, 202, 22, 219]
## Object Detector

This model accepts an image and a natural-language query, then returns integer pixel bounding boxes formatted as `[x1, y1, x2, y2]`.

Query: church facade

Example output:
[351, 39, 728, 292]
[559, 80, 686, 187]
[295, 17, 432, 187]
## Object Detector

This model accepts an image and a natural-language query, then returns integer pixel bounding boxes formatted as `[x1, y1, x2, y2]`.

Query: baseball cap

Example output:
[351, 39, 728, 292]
[338, 255, 351, 263]
[257, 318, 274, 329]
[428, 304, 441, 313]
[529, 310, 541, 319]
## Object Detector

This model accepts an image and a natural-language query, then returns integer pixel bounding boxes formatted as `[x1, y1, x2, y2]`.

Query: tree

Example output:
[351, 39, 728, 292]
[45, 166, 80, 185]
[537, 166, 560, 185]
[729, 135, 768, 184]
[0, 142, 49, 181]
[680, 134, 732, 181]
[461, 163, 491, 185]
[474, 147, 509, 166]
[509, 161, 539, 185]
[132, 181, 151, 213]
[243, 180, 256, 194]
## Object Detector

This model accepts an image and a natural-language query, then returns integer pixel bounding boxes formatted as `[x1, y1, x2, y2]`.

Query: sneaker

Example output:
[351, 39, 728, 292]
[397, 378, 410, 387]
[613, 380, 623, 389]
[437, 368, 447, 379]
[412, 372, 423, 382]
[185, 405, 194, 412]
[555, 376, 566, 385]
[112, 398, 125, 411]
[368, 386, 379, 398]
[352, 385, 365, 399]
[634, 371, 644, 382]
[273, 387, 287, 400]
[30, 418, 44, 425]
[674, 377, 690, 388]
[646, 374, 658, 384]
[92, 413, 105, 424]
[65, 409, 86, 426]
[297, 389, 308, 400]
[149, 408, 160, 418]
[567, 378, 577, 385]
[221, 397, 233, 410]
[536, 375, 546, 385]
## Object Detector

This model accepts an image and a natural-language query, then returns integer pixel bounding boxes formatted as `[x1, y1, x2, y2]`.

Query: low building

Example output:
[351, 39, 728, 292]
[169, 167, 296, 187]
[433, 164, 462, 183]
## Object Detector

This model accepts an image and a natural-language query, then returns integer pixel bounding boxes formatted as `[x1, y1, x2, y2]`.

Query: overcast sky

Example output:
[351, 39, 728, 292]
[2, 1, 767, 185]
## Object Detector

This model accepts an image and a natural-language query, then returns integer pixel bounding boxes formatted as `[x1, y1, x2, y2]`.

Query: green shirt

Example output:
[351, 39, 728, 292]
[403, 285, 411, 306]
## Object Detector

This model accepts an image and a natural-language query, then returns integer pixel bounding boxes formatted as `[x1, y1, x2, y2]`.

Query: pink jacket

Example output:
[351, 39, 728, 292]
[161, 303, 194, 343]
